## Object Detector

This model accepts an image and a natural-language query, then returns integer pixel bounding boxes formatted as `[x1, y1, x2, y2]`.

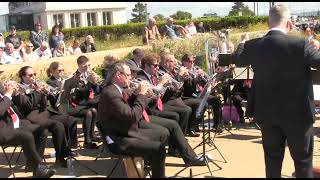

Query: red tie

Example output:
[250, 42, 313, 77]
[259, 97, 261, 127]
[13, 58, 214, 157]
[123, 92, 150, 123]
[7, 107, 18, 123]
[89, 88, 94, 100]
[157, 97, 163, 112]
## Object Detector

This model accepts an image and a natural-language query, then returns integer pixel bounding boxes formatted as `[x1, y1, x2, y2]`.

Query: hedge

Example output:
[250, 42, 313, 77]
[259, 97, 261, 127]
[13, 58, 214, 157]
[2, 16, 268, 42]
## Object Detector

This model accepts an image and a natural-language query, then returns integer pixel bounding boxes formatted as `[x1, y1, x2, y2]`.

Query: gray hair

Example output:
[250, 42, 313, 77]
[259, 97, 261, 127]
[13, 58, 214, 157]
[268, 4, 291, 27]
[106, 61, 127, 85]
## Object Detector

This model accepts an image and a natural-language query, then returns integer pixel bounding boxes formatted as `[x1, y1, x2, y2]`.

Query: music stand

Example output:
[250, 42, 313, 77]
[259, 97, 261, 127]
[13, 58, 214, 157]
[312, 69, 320, 114]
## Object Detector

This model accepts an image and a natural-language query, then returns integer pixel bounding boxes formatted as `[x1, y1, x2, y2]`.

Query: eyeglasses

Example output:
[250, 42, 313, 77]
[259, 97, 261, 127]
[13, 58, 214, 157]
[149, 63, 159, 68]
[120, 71, 131, 78]
[26, 73, 36, 77]
[56, 69, 64, 72]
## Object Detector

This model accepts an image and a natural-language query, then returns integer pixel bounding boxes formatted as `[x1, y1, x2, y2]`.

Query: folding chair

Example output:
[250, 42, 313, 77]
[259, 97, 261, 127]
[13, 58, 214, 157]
[95, 121, 149, 178]
[1, 145, 23, 178]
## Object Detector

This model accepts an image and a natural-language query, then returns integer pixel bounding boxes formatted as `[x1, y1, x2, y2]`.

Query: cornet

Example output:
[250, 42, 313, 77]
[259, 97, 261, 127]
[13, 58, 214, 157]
[129, 78, 160, 98]
[157, 70, 184, 90]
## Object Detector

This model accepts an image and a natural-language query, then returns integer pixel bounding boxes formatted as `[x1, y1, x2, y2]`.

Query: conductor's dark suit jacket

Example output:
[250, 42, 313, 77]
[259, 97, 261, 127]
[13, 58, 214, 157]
[234, 30, 320, 125]
[98, 84, 149, 149]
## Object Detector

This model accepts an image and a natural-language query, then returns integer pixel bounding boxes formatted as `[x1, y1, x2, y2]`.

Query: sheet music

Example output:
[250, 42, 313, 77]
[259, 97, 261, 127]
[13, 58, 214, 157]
[233, 67, 254, 80]
[313, 85, 320, 101]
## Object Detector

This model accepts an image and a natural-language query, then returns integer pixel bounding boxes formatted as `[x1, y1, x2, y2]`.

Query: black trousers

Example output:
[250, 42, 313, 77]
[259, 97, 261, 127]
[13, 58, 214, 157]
[207, 95, 222, 128]
[50, 114, 78, 147]
[26, 110, 69, 161]
[260, 122, 314, 178]
[110, 120, 168, 178]
[164, 97, 192, 134]
[0, 120, 46, 171]
[68, 105, 97, 144]
[182, 97, 206, 132]
[148, 115, 197, 163]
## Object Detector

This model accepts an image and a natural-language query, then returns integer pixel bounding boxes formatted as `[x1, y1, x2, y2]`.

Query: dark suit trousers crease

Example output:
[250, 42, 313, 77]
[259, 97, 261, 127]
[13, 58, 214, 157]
[182, 97, 204, 131]
[111, 120, 168, 178]
[260, 122, 314, 178]
[148, 115, 197, 163]
[50, 114, 78, 147]
[0, 120, 44, 170]
[163, 97, 192, 134]
[26, 110, 69, 160]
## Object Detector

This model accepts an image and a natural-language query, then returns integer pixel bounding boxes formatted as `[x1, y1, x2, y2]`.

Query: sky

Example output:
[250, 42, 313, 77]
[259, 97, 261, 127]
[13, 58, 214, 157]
[1, 2, 320, 20]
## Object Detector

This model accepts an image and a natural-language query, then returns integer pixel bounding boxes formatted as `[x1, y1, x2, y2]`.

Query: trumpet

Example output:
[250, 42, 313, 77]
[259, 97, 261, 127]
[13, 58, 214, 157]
[129, 78, 161, 98]
[157, 70, 184, 90]
[79, 71, 105, 86]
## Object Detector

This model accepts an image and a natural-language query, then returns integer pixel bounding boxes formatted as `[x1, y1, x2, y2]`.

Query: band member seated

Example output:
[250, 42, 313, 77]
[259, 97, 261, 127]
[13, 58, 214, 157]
[56, 56, 101, 149]
[181, 53, 222, 131]
[12, 66, 72, 168]
[98, 62, 169, 178]
[46, 62, 79, 148]
[129, 55, 206, 165]
[0, 80, 56, 178]
[160, 52, 203, 137]
[134, 54, 181, 129]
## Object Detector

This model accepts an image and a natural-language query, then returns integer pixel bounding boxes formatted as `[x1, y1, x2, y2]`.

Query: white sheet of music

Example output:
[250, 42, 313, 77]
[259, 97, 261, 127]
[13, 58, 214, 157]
[233, 67, 254, 80]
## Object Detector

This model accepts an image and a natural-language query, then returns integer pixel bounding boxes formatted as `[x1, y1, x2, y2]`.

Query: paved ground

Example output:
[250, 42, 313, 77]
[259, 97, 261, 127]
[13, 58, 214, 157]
[1, 117, 320, 178]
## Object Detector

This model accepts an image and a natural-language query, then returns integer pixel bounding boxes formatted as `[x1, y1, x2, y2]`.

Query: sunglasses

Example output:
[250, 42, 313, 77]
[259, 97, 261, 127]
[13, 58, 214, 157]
[27, 45, 34, 47]
[186, 60, 195, 63]
[149, 63, 159, 68]
[26, 73, 36, 77]
[57, 69, 64, 72]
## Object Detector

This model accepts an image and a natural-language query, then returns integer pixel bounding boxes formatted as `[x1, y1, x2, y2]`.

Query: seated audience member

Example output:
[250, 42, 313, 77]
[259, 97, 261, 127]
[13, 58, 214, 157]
[30, 22, 47, 50]
[5, 25, 24, 53]
[53, 40, 70, 58]
[185, 21, 198, 36]
[0, 80, 56, 178]
[68, 39, 82, 55]
[22, 42, 40, 62]
[143, 17, 162, 45]
[35, 41, 52, 60]
[80, 35, 96, 53]
[164, 17, 182, 39]
[49, 25, 64, 53]
[305, 27, 314, 41]
[0, 46, 4, 63]
[98, 62, 169, 178]
[1, 43, 23, 64]
[0, 33, 5, 47]
[197, 22, 206, 33]
[102, 54, 120, 79]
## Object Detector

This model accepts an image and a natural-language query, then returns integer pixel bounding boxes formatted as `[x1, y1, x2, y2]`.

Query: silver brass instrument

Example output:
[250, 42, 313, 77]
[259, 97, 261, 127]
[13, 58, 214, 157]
[157, 70, 184, 90]
[80, 71, 105, 86]
[129, 78, 161, 98]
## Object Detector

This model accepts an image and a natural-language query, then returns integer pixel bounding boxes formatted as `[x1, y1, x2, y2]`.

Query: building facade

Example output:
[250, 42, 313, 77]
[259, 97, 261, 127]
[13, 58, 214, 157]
[8, 2, 127, 30]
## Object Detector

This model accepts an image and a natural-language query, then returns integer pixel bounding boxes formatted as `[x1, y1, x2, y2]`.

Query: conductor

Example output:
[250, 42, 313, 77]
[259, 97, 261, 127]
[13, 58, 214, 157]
[234, 4, 320, 178]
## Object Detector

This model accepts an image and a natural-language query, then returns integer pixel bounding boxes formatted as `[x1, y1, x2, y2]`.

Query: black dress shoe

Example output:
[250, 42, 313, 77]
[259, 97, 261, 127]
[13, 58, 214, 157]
[185, 158, 206, 166]
[69, 151, 79, 157]
[33, 164, 56, 178]
[83, 142, 99, 149]
[194, 126, 200, 132]
[90, 136, 102, 142]
[186, 130, 200, 137]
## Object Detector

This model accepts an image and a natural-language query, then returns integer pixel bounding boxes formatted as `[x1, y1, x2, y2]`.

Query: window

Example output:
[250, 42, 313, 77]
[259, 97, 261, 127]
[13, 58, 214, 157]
[102, 11, 112, 25]
[70, 13, 80, 28]
[87, 12, 96, 26]
[53, 14, 64, 28]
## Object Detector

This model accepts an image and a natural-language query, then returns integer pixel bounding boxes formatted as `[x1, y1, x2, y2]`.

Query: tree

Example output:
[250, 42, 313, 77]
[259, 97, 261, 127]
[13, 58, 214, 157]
[228, 2, 255, 16]
[154, 14, 165, 21]
[170, 11, 192, 20]
[130, 2, 149, 23]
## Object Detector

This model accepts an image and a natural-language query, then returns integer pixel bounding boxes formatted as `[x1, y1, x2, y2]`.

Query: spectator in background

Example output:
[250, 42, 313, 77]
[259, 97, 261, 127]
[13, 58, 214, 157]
[164, 17, 182, 39]
[0, 46, 4, 63]
[68, 39, 82, 55]
[1, 43, 23, 64]
[35, 41, 52, 60]
[22, 42, 39, 62]
[53, 40, 70, 58]
[80, 35, 96, 53]
[143, 17, 162, 45]
[49, 24, 64, 53]
[197, 22, 206, 33]
[30, 23, 47, 50]
[5, 25, 24, 53]
[0, 33, 5, 48]
[305, 27, 314, 42]
[185, 21, 198, 36]
[309, 39, 320, 50]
